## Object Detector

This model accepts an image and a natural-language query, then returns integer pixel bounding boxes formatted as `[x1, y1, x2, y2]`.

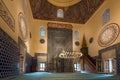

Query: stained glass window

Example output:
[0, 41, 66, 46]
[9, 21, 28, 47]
[74, 31, 80, 40]
[40, 27, 45, 37]
[103, 8, 110, 25]
[19, 13, 28, 41]
[57, 9, 64, 18]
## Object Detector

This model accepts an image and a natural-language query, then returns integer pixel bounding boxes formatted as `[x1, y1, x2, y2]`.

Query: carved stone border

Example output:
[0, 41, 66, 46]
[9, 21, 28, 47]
[35, 53, 47, 58]
[47, 22, 73, 30]
[0, 0, 15, 31]
[18, 12, 28, 41]
[99, 43, 120, 74]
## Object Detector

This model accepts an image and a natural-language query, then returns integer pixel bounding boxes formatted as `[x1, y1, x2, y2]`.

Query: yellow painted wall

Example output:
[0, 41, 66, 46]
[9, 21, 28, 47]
[25, 0, 86, 57]
[84, 0, 120, 57]
[30, 19, 85, 56]
[0, 0, 20, 42]
[2, 0, 120, 58]
[0, 0, 85, 57]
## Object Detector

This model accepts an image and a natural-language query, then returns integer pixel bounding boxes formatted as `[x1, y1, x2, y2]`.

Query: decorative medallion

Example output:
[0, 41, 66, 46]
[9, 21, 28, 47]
[40, 39, 45, 44]
[89, 37, 94, 44]
[98, 23, 119, 47]
[75, 41, 80, 46]
[18, 12, 28, 41]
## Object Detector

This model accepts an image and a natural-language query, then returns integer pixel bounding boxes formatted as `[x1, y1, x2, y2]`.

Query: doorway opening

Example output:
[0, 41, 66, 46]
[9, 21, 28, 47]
[104, 58, 115, 74]
[74, 62, 81, 72]
[101, 48, 117, 75]
[39, 62, 46, 71]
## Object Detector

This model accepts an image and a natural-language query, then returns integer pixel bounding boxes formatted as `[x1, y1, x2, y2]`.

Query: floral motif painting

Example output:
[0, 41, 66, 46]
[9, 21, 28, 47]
[98, 23, 119, 47]
[0, 0, 15, 31]
[47, 22, 73, 29]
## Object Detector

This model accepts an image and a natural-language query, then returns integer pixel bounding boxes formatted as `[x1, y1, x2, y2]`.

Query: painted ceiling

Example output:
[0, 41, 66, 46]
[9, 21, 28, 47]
[47, 0, 81, 7]
[29, 0, 104, 24]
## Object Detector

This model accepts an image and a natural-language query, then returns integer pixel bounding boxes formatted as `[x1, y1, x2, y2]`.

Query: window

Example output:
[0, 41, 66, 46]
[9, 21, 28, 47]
[57, 9, 64, 18]
[40, 27, 45, 37]
[104, 58, 114, 73]
[74, 63, 77, 71]
[74, 63, 81, 71]
[102, 8, 110, 25]
[30, 32, 32, 38]
[39, 62, 46, 71]
[74, 31, 80, 40]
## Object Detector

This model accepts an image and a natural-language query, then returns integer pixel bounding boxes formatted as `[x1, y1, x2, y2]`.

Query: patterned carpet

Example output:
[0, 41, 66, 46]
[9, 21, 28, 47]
[1, 72, 120, 80]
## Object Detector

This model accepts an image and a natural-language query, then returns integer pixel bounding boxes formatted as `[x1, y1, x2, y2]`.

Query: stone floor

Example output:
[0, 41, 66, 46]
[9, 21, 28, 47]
[1, 72, 120, 80]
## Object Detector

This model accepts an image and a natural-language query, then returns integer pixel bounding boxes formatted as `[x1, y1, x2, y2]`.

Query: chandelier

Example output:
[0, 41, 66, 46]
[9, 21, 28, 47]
[58, 49, 83, 58]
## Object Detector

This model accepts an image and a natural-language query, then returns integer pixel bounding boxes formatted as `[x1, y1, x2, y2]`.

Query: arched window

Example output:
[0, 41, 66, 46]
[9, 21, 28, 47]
[74, 31, 80, 40]
[57, 9, 64, 18]
[40, 27, 45, 37]
[102, 8, 110, 25]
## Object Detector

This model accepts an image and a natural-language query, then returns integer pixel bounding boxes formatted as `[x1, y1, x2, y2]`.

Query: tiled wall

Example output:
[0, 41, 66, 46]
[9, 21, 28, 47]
[0, 28, 19, 78]
[25, 53, 32, 73]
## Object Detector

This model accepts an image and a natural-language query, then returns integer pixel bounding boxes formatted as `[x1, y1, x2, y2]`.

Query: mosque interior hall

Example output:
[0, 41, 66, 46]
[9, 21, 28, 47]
[1, 0, 120, 80]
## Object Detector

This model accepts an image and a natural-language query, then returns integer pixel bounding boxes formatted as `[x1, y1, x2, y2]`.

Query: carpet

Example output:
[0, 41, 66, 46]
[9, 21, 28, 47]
[1, 72, 120, 80]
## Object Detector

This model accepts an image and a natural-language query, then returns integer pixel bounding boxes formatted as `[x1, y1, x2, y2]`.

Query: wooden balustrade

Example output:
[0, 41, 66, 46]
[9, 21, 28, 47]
[81, 55, 97, 73]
